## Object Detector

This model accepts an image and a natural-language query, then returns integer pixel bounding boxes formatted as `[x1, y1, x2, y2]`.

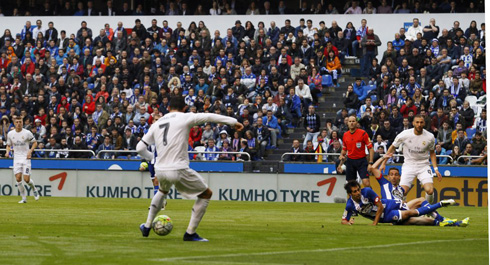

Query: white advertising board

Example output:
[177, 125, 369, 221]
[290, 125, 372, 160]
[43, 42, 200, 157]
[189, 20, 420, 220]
[0, 169, 346, 203]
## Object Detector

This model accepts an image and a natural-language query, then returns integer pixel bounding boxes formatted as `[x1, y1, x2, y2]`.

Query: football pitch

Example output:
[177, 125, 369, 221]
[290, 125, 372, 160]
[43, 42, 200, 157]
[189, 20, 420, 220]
[0, 197, 488, 265]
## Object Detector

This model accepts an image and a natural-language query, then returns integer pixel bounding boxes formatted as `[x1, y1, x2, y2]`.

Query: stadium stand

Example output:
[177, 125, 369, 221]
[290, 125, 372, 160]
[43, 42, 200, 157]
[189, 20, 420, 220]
[0, 1, 486, 173]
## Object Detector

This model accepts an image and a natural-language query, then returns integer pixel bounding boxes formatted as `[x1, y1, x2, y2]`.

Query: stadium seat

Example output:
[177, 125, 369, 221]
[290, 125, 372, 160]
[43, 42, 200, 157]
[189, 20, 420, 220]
[466, 128, 476, 140]
[359, 85, 376, 101]
[194, 146, 206, 152]
[465, 95, 477, 106]
[321, 75, 333, 87]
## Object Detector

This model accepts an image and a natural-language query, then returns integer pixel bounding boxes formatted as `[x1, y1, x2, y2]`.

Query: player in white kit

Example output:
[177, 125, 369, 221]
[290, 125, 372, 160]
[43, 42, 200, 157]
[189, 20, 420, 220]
[381, 115, 442, 204]
[136, 97, 243, 241]
[5, 116, 40, 203]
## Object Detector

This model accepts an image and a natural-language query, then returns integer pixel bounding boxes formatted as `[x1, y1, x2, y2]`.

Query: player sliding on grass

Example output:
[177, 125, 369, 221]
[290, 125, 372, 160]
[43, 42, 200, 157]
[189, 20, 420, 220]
[5, 116, 40, 203]
[380, 115, 441, 204]
[369, 153, 460, 225]
[341, 180, 469, 226]
[137, 97, 243, 241]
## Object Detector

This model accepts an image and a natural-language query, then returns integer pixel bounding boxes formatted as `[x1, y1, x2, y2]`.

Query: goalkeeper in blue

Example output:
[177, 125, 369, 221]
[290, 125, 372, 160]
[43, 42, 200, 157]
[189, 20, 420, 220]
[341, 180, 469, 226]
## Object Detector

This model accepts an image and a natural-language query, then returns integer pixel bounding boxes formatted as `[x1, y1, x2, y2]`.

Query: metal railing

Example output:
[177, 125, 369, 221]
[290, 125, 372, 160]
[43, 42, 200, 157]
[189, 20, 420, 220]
[280, 152, 339, 162]
[280, 152, 455, 163]
[96, 150, 137, 158]
[189, 151, 251, 161]
[96, 149, 251, 161]
[0, 148, 96, 157]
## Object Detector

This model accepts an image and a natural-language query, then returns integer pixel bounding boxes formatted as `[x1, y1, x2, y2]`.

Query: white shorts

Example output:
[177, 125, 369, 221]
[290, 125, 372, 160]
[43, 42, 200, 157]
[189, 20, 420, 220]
[155, 168, 208, 199]
[400, 164, 433, 188]
[13, 160, 31, 176]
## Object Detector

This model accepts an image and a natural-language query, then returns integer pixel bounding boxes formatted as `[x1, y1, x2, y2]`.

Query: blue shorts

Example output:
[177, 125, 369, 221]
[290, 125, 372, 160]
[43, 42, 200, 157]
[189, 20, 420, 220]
[148, 163, 155, 180]
[382, 199, 408, 224]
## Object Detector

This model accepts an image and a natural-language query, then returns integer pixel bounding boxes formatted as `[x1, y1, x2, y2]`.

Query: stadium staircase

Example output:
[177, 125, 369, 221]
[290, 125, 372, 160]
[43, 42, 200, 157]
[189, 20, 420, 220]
[253, 58, 361, 172]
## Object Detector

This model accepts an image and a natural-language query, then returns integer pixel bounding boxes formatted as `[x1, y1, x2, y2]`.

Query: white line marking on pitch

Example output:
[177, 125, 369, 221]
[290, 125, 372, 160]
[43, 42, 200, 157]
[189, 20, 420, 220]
[152, 238, 486, 262]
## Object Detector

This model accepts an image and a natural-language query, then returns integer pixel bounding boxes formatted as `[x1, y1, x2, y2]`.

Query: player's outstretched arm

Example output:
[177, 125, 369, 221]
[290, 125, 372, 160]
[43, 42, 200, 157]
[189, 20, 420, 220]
[192, 113, 238, 127]
[371, 200, 384, 226]
[430, 149, 442, 182]
[380, 145, 396, 173]
[136, 141, 154, 161]
[370, 154, 391, 179]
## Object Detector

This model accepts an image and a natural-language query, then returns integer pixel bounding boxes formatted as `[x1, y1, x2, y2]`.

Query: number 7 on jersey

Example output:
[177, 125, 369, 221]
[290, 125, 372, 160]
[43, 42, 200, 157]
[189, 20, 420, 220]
[159, 123, 170, 146]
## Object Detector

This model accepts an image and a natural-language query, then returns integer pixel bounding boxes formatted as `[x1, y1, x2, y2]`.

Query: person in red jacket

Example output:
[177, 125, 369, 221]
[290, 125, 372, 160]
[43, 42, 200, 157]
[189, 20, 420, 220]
[56, 96, 70, 114]
[21, 57, 35, 77]
[400, 97, 418, 118]
[95, 85, 110, 102]
[189, 125, 203, 148]
[82, 94, 95, 115]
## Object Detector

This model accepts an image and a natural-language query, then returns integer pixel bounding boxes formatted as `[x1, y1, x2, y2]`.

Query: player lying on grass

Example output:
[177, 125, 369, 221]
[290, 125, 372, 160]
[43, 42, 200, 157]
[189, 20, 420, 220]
[341, 180, 469, 226]
[369, 153, 459, 224]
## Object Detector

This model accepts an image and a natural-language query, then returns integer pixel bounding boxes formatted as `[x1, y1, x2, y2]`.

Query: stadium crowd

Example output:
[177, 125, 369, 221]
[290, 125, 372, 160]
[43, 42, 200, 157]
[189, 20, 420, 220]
[0, 0, 484, 17]
[0, 10, 485, 165]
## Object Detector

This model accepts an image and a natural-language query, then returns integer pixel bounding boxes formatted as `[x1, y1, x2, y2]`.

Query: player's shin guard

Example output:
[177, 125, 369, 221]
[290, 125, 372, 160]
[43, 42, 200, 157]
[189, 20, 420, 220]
[416, 203, 442, 216]
[17, 182, 27, 200]
[186, 198, 210, 235]
[425, 193, 434, 204]
[144, 191, 166, 228]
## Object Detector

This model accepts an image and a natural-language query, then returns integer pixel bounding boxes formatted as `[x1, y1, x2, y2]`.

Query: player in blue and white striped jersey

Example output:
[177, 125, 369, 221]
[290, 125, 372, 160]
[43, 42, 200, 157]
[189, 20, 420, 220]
[369, 153, 405, 201]
[369, 153, 460, 225]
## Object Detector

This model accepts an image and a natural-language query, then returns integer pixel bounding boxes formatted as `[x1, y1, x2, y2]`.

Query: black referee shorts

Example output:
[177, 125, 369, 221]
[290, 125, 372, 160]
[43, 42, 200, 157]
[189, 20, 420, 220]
[345, 157, 369, 182]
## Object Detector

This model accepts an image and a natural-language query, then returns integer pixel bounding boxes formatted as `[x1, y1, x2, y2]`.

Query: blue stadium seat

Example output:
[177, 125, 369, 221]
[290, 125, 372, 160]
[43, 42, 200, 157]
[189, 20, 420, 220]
[321, 75, 333, 87]
[466, 128, 476, 140]
[359, 85, 376, 101]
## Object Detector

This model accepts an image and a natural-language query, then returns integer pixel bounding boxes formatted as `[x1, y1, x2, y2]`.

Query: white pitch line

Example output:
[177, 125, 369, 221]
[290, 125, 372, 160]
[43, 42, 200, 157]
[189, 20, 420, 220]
[152, 238, 486, 262]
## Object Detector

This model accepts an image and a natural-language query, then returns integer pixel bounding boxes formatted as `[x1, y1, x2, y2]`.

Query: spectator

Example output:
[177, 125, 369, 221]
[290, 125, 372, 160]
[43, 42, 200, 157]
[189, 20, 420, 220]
[406, 18, 423, 41]
[435, 143, 449, 165]
[471, 131, 486, 155]
[454, 129, 471, 151]
[361, 28, 381, 77]
[458, 143, 477, 165]
[97, 135, 115, 159]
[303, 140, 316, 162]
[253, 118, 270, 160]
[474, 109, 486, 133]
[204, 139, 219, 161]
[379, 120, 396, 145]
[303, 105, 321, 148]
[295, 78, 312, 108]
[437, 121, 453, 150]
[288, 139, 304, 161]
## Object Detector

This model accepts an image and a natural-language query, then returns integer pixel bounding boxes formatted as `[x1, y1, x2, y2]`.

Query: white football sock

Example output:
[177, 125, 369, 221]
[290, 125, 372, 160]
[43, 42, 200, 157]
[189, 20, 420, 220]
[17, 182, 26, 200]
[144, 191, 166, 228]
[186, 198, 210, 235]
[26, 179, 37, 194]
[425, 193, 434, 204]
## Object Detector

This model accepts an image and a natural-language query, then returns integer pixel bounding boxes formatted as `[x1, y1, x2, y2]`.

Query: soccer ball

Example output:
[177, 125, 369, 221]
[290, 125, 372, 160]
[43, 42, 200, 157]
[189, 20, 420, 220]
[341, 164, 346, 172]
[152, 215, 173, 236]
[140, 162, 148, 170]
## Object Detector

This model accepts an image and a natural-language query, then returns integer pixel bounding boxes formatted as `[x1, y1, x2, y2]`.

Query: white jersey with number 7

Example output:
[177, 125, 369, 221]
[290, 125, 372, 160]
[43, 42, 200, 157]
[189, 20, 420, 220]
[141, 112, 238, 171]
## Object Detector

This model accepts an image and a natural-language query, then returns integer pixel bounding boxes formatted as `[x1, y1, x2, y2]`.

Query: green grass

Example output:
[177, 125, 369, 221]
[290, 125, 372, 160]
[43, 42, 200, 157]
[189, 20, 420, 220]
[0, 197, 487, 265]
